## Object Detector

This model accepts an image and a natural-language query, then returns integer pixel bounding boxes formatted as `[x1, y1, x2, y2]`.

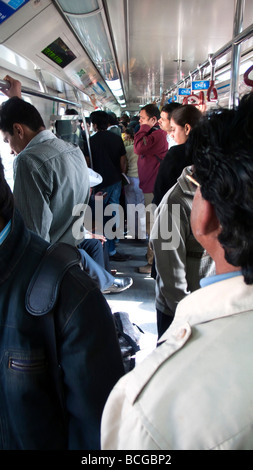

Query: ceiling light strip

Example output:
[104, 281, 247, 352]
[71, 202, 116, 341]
[64, 8, 103, 18]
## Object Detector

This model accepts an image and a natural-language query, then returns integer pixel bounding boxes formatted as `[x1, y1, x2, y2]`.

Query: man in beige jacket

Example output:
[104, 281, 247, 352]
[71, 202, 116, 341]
[101, 94, 253, 450]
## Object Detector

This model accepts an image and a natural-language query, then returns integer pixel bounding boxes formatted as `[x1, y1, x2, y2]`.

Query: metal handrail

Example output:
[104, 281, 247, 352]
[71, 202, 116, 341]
[0, 80, 82, 107]
[166, 22, 253, 95]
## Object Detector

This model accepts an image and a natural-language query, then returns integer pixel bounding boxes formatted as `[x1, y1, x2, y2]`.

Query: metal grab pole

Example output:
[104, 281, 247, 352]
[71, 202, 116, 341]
[0, 79, 82, 107]
[229, 0, 245, 108]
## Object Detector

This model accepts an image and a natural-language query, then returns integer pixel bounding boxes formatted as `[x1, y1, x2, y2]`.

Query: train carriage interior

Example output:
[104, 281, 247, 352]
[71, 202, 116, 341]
[0, 0, 253, 358]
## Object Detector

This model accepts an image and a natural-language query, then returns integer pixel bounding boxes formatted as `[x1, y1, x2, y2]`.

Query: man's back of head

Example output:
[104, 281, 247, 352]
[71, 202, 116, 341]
[188, 94, 253, 284]
[0, 96, 45, 134]
[90, 110, 109, 131]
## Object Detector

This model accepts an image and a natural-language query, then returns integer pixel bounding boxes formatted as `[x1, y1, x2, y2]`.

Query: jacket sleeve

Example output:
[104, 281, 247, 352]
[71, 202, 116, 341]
[57, 269, 125, 450]
[13, 155, 53, 242]
[134, 124, 161, 154]
[151, 196, 190, 314]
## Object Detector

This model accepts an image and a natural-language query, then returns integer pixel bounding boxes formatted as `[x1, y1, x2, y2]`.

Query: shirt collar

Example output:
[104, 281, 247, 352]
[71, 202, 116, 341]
[200, 270, 242, 288]
[19, 130, 56, 156]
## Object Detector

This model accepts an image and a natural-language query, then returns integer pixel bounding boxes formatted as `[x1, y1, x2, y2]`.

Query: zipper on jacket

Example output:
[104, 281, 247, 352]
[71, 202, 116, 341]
[9, 357, 47, 372]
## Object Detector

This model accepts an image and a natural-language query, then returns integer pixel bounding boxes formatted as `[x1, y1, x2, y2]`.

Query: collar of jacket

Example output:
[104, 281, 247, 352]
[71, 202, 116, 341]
[170, 273, 251, 331]
[177, 164, 195, 196]
[126, 274, 251, 405]
[0, 208, 31, 286]
[18, 130, 56, 157]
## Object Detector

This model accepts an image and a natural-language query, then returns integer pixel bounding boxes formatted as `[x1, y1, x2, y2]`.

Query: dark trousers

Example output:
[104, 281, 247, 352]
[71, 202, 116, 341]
[156, 308, 174, 339]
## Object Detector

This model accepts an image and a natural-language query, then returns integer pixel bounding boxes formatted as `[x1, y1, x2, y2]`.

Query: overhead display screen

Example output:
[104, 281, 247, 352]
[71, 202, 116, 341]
[42, 37, 77, 69]
[0, 0, 29, 24]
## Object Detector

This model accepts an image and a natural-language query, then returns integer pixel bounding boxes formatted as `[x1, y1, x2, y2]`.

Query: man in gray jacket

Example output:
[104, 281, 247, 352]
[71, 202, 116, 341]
[151, 165, 215, 338]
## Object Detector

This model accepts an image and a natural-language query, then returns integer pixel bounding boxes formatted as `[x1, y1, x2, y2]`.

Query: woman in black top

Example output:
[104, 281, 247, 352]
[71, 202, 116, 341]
[153, 105, 202, 206]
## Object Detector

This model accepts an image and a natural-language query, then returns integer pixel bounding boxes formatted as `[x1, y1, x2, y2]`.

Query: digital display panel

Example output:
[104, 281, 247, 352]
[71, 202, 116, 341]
[42, 37, 76, 69]
[0, 0, 29, 24]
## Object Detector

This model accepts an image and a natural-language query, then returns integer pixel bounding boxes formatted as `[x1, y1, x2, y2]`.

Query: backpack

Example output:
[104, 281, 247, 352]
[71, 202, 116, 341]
[26, 243, 143, 375]
[113, 311, 144, 372]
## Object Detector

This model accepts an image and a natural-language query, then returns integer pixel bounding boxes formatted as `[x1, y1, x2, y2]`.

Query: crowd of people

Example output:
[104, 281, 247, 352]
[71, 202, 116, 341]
[0, 73, 253, 450]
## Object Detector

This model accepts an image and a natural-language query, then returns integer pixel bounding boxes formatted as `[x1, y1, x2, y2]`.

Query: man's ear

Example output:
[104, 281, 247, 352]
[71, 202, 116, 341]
[199, 198, 220, 236]
[13, 123, 25, 139]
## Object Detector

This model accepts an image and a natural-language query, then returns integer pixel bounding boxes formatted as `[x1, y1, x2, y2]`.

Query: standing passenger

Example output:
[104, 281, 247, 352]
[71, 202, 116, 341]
[151, 166, 215, 338]
[124, 127, 145, 239]
[158, 102, 181, 149]
[134, 103, 168, 273]
[153, 104, 202, 206]
[1, 76, 90, 247]
[87, 110, 130, 261]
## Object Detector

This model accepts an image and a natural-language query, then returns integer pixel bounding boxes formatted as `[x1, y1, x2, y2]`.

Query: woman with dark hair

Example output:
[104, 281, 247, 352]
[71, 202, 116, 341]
[153, 104, 202, 206]
[151, 105, 204, 336]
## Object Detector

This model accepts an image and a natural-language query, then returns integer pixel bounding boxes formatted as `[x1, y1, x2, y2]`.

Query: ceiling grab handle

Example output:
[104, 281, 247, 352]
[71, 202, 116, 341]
[207, 54, 218, 102]
[244, 65, 253, 89]
[183, 71, 205, 106]
[183, 91, 204, 106]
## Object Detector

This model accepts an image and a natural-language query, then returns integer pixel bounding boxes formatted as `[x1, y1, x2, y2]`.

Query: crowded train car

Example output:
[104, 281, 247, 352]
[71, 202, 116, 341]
[0, 0, 253, 452]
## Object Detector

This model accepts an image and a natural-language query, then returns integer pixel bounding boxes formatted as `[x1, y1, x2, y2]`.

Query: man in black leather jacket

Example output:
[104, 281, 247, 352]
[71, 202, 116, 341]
[0, 158, 124, 449]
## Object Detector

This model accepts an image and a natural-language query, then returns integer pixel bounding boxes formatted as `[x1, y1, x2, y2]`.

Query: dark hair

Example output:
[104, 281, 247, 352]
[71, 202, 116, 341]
[107, 111, 118, 126]
[90, 110, 109, 131]
[141, 103, 160, 120]
[161, 102, 181, 118]
[124, 127, 134, 139]
[65, 108, 78, 115]
[0, 97, 45, 134]
[171, 104, 202, 128]
[188, 98, 253, 284]
[0, 158, 14, 222]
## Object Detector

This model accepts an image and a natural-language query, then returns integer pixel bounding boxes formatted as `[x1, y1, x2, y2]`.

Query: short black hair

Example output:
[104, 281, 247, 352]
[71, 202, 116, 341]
[107, 111, 118, 126]
[65, 108, 78, 115]
[0, 97, 45, 134]
[141, 104, 160, 120]
[90, 110, 109, 131]
[188, 95, 253, 284]
[161, 102, 181, 118]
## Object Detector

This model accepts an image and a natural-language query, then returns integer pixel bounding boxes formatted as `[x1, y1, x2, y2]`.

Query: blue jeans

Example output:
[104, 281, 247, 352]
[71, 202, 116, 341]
[78, 238, 114, 290]
[103, 181, 122, 255]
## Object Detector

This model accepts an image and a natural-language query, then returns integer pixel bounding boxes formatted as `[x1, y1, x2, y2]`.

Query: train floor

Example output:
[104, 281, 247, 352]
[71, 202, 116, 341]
[104, 237, 158, 362]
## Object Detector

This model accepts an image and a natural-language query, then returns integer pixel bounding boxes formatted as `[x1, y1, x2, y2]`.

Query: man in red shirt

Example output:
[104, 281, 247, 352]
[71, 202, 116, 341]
[134, 104, 167, 273]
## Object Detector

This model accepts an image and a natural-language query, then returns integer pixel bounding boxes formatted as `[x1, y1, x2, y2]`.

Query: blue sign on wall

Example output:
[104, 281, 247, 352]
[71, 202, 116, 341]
[168, 95, 177, 103]
[178, 88, 191, 96]
[192, 80, 210, 90]
[0, 0, 29, 24]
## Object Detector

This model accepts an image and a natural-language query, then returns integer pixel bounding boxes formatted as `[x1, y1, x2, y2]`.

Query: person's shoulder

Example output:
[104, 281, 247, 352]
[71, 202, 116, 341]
[167, 143, 185, 155]
[105, 130, 123, 141]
